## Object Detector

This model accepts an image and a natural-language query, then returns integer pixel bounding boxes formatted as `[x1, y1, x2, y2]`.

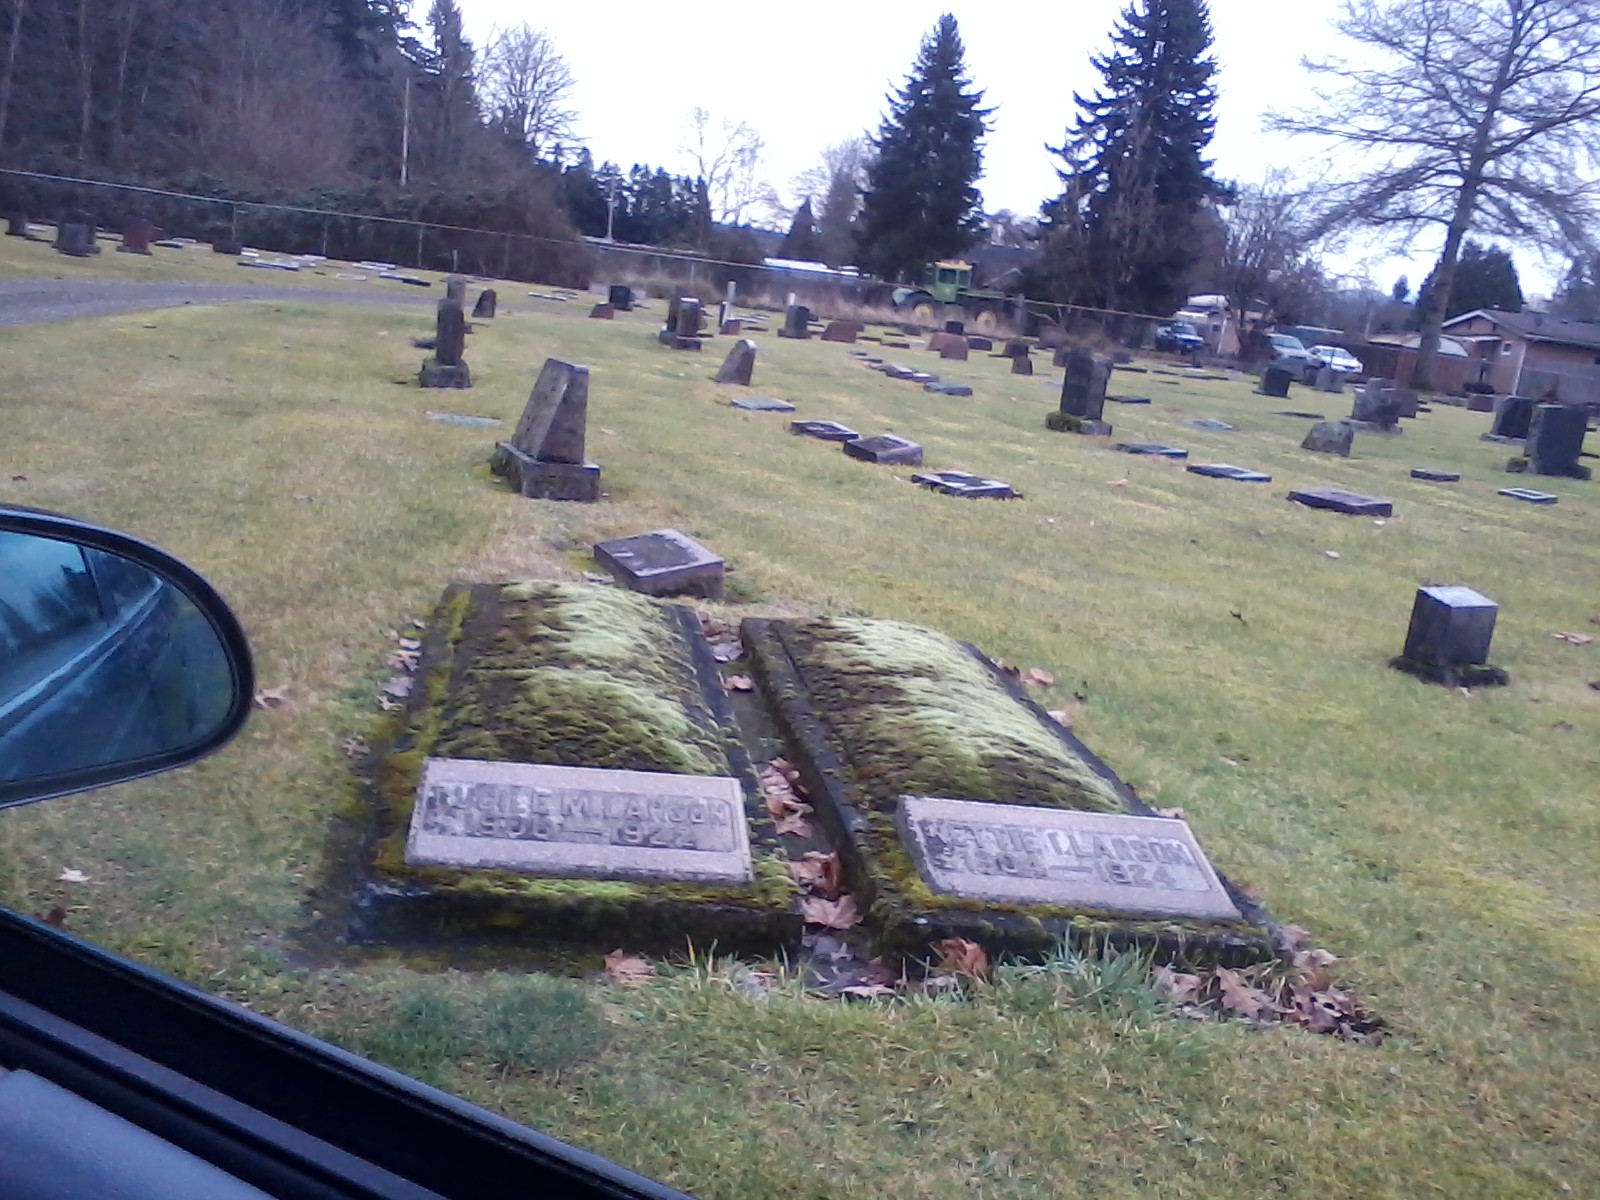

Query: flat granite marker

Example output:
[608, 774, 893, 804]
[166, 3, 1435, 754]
[491, 358, 600, 501]
[843, 434, 923, 465]
[911, 470, 1019, 499]
[594, 528, 726, 598]
[715, 338, 758, 385]
[1116, 443, 1189, 458]
[1288, 486, 1394, 516]
[406, 758, 752, 884]
[1187, 463, 1271, 482]
[1411, 468, 1461, 482]
[896, 797, 1241, 920]
[730, 396, 795, 412]
[1499, 486, 1559, 504]
[1185, 418, 1234, 432]
[790, 420, 859, 442]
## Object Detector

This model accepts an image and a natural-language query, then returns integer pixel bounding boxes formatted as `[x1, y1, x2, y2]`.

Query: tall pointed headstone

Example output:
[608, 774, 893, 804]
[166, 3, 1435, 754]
[491, 358, 602, 501]
[419, 299, 471, 387]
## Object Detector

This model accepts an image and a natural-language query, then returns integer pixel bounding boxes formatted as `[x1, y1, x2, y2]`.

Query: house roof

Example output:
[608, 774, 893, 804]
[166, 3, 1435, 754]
[1443, 308, 1600, 351]
[1366, 332, 1470, 358]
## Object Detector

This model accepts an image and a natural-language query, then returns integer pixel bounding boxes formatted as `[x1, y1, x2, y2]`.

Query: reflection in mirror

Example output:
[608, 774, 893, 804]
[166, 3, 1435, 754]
[0, 530, 237, 788]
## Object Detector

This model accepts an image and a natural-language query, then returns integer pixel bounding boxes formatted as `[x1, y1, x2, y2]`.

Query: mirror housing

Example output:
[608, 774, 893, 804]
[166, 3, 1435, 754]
[0, 507, 254, 809]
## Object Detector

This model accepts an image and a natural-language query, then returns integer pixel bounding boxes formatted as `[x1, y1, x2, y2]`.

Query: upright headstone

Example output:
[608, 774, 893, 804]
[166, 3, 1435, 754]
[1491, 395, 1535, 439]
[1392, 585, 1507, 687]
[1048, 349, 1112, 435]
[117, 218, 156, 255]
[939, 337, 968, 361]
[445, 275, 467, 305]
[778, 304, 811, 339]
[1002, 339, 1030, 359]
[472, 289, 497, 319]
[1260, 365, 1294, 397]
[943, 319, 965, 336]
[54, 224, 93, 258]
[491, 358, 601, 501]
[589, 303, 615, 319]
[1350, 378, 1401, 431]
[1315, 366, 1343, 393]
[821, 321, 861, 343]
[607, 284, 633, 311]
[659, 298, 703, 348]
[1052, 346, 1070, 369]
[1010, 354, 1033, 376]
[419, 300, 471, 388]
[1300, 420, 1354, 457]
[1388, 387, 1419, 419]
[1523, 403, 1591, 478]
[715, 339, 758, 386]
[5, 212, 28, 238]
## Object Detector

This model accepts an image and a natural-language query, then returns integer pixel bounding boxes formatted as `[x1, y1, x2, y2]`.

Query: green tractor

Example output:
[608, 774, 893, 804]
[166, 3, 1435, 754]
[890, 260, 1013, 332]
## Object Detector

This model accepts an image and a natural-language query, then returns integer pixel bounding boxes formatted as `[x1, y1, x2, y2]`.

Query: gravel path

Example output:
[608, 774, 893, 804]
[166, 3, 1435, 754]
[0, 278, 436, 327]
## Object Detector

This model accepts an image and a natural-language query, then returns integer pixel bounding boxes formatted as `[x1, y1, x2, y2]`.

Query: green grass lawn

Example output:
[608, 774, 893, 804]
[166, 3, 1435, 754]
[1, 240, 1598, 1198]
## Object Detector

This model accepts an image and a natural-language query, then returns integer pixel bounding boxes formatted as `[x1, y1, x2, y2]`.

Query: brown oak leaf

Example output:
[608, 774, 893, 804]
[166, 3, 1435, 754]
[1553, 632, 1594, 645]
[603, 949, 653, 987]
[800, 894, 861, 929]
[1214, 966, 1276, 1019]
[723, 674, 755, 692]
[788, 850, 843, 898]
[931, 937, 991, 980]
[1153, 965, 1202, 1004]
[252, 685, 291, 710]
[1022, 667, 1055, 688]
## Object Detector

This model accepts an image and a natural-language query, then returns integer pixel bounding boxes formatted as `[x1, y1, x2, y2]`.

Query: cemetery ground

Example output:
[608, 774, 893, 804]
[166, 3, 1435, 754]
[1, 245, 1598, 1197]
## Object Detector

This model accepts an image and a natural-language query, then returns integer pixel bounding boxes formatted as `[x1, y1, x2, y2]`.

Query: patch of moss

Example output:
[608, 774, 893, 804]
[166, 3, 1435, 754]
[785, 616, 1124, 814]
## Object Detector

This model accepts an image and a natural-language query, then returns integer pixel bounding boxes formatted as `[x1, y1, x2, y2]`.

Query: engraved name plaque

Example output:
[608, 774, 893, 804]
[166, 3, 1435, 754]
[406, 758, 753, 884]
[897, 796, 1241, 920]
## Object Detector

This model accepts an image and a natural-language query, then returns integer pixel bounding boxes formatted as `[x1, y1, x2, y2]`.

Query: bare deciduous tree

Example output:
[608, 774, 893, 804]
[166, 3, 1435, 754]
[682, 107, 767, 225]
[1270, 0, 1600, 388]
[1215, 171, 1329, 340]
[479, 23, 576, 161]
[789, 135, 869, 264]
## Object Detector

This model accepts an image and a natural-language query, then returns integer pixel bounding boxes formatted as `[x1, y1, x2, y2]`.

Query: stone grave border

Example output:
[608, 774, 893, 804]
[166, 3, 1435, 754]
[740, 618, 1275, 966]
[351, 583, 802, 955]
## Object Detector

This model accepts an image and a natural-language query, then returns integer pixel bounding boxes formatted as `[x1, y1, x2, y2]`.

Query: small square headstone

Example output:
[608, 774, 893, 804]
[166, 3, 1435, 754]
[843, 435, 923, 466]
[821, 321, 862, 343]
[967, 336, 994, 351]
[790, 420, 859, 442]
[607, 284, 634, 311]
[1259, 365, 1294, 397]
[1010, 354, 1033, 376]
[1186, 463, 1271, 482]
[778, 304, 811, 339]
[896, 797, 1241, 921]
[589, 303, 615, 319]
[1402, 586, 1497, 668]
[406, 758, 751, 884]
[594, 528, 725, 598]
[1491, 396, 1535, 439]
[1524, 403, 1590, 478]
[1287, 487, 1394, 517]
[1300, 420, 1354, 457]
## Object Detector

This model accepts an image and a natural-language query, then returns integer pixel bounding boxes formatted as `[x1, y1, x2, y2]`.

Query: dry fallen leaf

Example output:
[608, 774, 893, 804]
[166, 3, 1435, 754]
[931, 937, 991, 980]
[1215, 966, 1276, 1019]
[1324, 550, 1341, 560]
[376, 696, 402, 712]
[603, 949, 653, 987]
[397, 636, 421, 651]
[380, 676, 414, 698]
[56, 868, 90, 884]
[1046, 708, 1073, 727]
[711, 641, 742, 663]
[341, 737, 369, 760]
[724, 674, 755, 692]
[252, 685, 291, 710]
[774, 811, 813, 837]
[1153, 965, 1202, 1004]
[42, 906, 67, 929]
[800, 893, 861, 929]
[789, 851, 843, 899]
[386, 649, 420, 671]
[1107, 478, 1130, 487]
[1153, 805, 1188, 819]
[1022, 667, 1055, 688]
[1278, 924, 1314, 951]
[1553, 632, 1594, 645]
[839, 983, 898, 1000]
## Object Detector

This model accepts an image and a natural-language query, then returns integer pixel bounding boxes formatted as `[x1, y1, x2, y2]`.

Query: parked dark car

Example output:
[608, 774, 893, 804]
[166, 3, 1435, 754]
[1153, 321, 1205, 354]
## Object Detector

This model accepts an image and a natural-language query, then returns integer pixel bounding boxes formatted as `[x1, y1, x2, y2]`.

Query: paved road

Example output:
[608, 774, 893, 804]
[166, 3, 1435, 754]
[0, 278, 436, 327]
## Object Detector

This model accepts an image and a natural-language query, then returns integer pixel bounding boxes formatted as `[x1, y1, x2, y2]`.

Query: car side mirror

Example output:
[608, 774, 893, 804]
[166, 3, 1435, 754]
[0, 507, 253, 809]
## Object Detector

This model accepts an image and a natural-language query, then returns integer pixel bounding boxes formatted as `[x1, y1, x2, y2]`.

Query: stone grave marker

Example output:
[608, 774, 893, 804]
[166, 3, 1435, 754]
[1287, 486, 1394, 517]
[419, 300, 471, 388]
[491, 358, 600, 501]
[1185, 418, 1234, 432]
[1108, 394, 1150, 404]
[967, 336, 994, 352]
[897, 798, 1242, 921]
[939, 337, 969, 362]
[658, 298, 704, 349]
[1301, 420, 1354, 457]
[54, 223, 93, 258]
[944, 319, 966, 336]
[911, 470, 1019, 499]
[1259, 365, 1294, 397]
[5, 212, 29, 238]
[1186, 463, 1271, 482]
[1315, 366, 1344, 393]
[778, 304, 811, 339]
[589, 303, 615, 319]
[118, 217, 157, 255]
[1389, 387, 1419, 418]
[405, 759, 752, 884]
[1522, 403, 1590, 478]
[1048, 349, 1112, 435]
[607, 284, 633, 310]
[1351, 378, 1402, 432]
[1115, 443, 1188, 459]
[1499, 486, 1558, 504]
[1392, 585, 1507, 687]
[1490, 395, 1534, 439]
[789, 420, 859, 442]
[1466, 393, 1497, 413]
[1001, 339, 1030, 359]
[714, 338, 758, 385]
[1011, 354, 1033, 376]
[730, 396, 795, 412]
[1411, 468, 1461, 482]
[924, 381, 974, 396]
[720, 319, 742, 336]
[593, 528, 725, 598]
[472, 289, 497, 319]
[426, 411, 501, 427]
[445, 275, 466, 305]
[821, 321, 862, 343]
[1274, 410, 1325, 420]
[1052, 346, 1070, 369]
[843, 434, 923, 465]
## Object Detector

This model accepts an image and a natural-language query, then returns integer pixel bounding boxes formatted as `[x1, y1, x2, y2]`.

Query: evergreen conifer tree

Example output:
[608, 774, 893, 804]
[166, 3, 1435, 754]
[1039, 0, 1222, 315]
[1411, 240, 1523, 323]
[854, 14, 989, 281]
[780, 198, 822, 261]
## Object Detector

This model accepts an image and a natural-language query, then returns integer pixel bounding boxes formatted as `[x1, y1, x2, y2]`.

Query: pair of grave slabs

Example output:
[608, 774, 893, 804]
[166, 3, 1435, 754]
[372, 583, 1268, 962]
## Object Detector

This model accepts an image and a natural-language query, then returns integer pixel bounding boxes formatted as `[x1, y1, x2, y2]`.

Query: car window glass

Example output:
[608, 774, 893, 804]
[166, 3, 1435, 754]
[0, 534, 104, 706]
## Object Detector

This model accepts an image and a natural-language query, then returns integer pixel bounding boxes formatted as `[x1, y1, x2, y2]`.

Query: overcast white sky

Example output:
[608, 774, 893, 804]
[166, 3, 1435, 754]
[458, 0, 1554, 296]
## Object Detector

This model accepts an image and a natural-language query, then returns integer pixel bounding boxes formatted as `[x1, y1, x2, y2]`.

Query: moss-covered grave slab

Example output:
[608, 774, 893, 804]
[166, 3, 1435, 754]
[358, 581, 799, 954]
[743, 615, 1276, 966]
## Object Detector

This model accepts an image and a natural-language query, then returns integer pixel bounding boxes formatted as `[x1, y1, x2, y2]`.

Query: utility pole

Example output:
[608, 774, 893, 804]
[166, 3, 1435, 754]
[400, 73, 411, 188]
[604, 177, 617, 242]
